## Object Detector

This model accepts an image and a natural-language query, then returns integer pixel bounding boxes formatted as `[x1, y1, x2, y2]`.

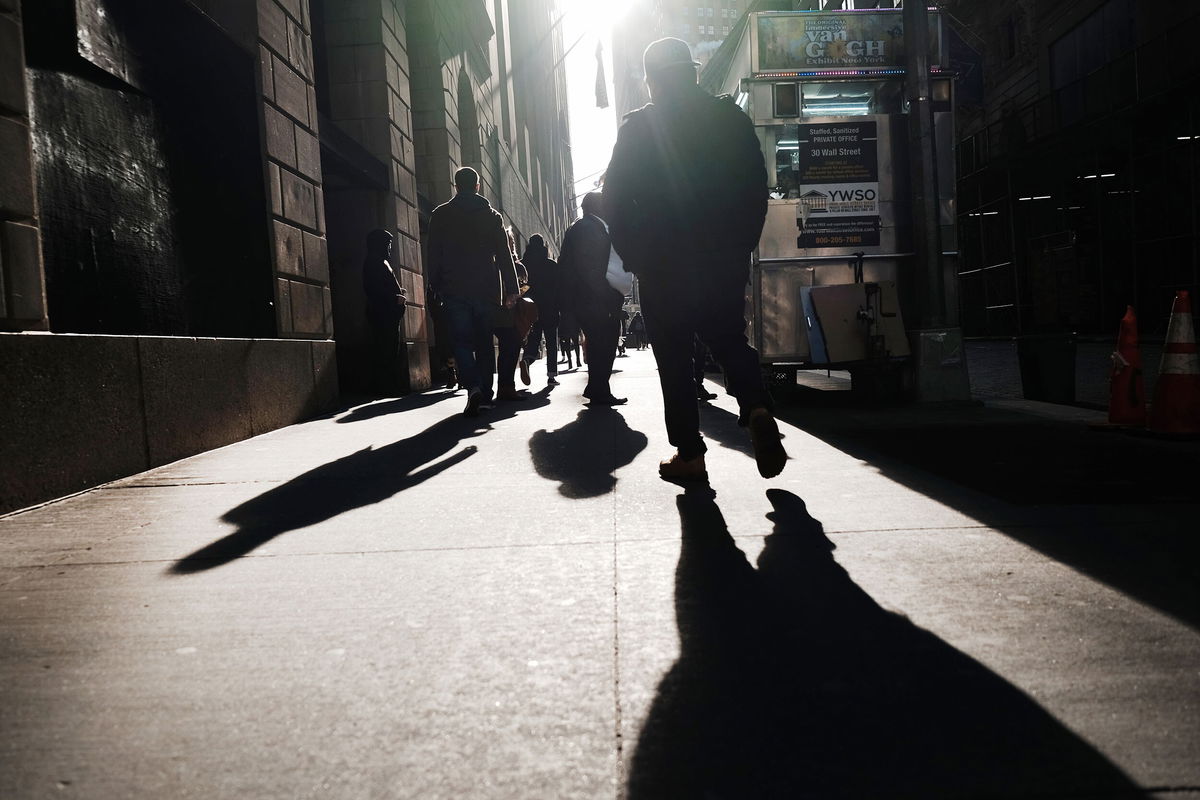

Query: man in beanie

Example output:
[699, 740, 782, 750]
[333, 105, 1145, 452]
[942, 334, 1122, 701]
[603, 37, 786, 481]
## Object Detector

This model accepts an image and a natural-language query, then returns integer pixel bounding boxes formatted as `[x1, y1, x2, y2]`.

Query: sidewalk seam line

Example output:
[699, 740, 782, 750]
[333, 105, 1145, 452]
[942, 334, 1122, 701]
[612, 479, 624, 794]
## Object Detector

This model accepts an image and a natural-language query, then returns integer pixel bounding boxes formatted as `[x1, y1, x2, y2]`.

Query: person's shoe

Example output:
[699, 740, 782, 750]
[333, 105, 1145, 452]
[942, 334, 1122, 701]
[547, 375, 559, 386]
[518, 359, 531, 386]
[696, 386, 718, 401]
[587, 395, 628, 406]
[463, 389, 483, 417]
[496, 386, 530, 401]
[659, 452, 707, 481]
[748, 408, 787, 478]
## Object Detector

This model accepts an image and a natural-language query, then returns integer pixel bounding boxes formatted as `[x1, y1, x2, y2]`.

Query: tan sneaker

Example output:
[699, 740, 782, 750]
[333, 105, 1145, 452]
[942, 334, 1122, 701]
[748, 408, 787, 478]
[659, 452, 707, 481]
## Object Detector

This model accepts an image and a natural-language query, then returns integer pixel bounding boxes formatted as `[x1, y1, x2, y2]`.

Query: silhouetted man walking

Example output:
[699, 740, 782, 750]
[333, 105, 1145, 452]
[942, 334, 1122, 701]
[559, 191, 626, 406]
[603, 37, 786, 480]
[426, 167, 519, 416]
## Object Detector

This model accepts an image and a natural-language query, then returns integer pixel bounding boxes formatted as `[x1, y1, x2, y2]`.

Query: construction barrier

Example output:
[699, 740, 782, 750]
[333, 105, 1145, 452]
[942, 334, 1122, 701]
[1148, 290, 1200, 434]
[1107, 306, 1146, 426]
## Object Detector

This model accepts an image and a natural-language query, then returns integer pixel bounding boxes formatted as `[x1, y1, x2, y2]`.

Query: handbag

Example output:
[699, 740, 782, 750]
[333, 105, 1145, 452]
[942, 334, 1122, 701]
[605, 244, 634, 296]
[513, 296, 539, 341]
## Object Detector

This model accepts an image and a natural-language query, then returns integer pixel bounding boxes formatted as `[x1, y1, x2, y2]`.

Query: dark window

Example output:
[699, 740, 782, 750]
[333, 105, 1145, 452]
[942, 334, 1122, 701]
[1050, 0, 1136, 90]
[773, 83, 799, 118]
[1003, 15, 1017, 61]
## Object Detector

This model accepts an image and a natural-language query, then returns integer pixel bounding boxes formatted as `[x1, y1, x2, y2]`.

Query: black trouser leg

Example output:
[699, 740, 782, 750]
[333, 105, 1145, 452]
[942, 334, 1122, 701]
[578, 312, 619, 399]
[640, 281, 705, 459]
[694, 264, 772, 420]
[495, 326, 520, 390]
[543, 320, 559, 375]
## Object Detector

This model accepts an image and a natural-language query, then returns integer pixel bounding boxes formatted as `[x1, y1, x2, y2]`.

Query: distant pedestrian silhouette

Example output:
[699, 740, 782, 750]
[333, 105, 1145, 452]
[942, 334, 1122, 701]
[426, 167, 520, 417]
[521, 234, 564, 387]
[560, 192, 626, 406]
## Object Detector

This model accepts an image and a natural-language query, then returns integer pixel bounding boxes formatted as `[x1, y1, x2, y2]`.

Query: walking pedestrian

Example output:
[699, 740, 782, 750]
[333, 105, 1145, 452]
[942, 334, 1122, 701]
[559, 192, 626, 406]
[559, 312, 582, 370]
[488, 228, 531, 402]
[426, 167, 520, 417]
[521, 234, 564, 386]
[603, 37, 786, 479]
[361, 229, 407, 396]
[628, 311, 647, 350]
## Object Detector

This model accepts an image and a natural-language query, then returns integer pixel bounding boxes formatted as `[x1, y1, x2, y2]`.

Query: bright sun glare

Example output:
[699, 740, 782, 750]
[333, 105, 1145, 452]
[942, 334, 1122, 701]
[563, 0, 638, 34]
[560, 0, 641, 197]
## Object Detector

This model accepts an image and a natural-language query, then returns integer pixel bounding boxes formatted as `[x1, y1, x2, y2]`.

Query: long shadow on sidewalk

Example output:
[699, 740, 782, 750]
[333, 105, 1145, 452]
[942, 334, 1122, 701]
[627, 488, 1146, 799]
[529, 408, 647, 497]
[334, 389, 462, 424]
[169, 395, 549, 574]
[772, 395, 1200, 630]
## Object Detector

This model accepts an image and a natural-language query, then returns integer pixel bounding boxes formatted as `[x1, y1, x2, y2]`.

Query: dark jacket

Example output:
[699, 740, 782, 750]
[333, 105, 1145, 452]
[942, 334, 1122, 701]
[426, 192, 518, 304]
[602, 85, 768, 274]
[362, 229, 403, 326]
[522, 249, 563, 318]
[559, 214, 622, 317]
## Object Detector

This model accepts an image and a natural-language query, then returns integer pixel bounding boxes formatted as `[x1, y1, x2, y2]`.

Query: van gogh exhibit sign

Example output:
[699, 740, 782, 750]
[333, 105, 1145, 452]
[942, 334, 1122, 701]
[756, 11, 942, 72]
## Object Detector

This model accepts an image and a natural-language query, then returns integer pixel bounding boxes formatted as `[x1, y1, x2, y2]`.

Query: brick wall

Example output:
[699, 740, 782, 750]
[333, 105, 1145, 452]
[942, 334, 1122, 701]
[408, 0, 573, 253]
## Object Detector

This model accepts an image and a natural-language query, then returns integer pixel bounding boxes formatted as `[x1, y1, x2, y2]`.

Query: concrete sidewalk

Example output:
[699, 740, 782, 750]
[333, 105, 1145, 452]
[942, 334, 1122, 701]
[2, 349, 1198, 799]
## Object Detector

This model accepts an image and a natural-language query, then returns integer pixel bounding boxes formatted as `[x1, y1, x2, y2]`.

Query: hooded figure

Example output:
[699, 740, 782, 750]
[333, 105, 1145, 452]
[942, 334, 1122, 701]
[363, 229, 404, 326]
[362, 228, 407, 394]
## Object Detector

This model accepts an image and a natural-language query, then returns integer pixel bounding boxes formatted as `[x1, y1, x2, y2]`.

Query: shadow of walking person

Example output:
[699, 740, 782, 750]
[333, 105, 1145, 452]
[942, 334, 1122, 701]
[627, 488, 1146, 799]
[334, 389, 459, 424]
[168, 410, 521, 574]
[529, 408, 648, 498]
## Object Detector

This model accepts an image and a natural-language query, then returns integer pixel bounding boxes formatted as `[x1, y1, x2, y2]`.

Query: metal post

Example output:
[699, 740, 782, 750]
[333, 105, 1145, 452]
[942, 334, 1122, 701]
[904, 0, 944, 329]
[903, 1, 970, 401]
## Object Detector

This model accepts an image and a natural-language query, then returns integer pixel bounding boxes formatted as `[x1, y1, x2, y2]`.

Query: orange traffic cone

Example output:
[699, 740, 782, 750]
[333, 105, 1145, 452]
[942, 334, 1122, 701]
[1148, 290, 1200, 434]
[1107, 306, 1146, 426]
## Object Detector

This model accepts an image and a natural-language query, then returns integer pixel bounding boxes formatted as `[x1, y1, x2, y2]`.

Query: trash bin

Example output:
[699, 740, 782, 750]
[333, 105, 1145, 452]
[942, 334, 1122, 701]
[1017, 333, 1076, 403]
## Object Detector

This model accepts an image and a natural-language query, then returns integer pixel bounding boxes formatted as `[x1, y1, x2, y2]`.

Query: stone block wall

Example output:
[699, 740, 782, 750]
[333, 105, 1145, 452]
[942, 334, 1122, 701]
[0, 333, 336, 515]
[0, 0, 47, 331]
[407, 0, 574, 260]
[256, 0, 333, 339]
[319, 0, 429, 390]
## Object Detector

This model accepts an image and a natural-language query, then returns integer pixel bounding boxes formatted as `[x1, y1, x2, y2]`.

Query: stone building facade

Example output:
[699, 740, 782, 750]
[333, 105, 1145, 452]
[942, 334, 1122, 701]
[0, 0, 574, 514]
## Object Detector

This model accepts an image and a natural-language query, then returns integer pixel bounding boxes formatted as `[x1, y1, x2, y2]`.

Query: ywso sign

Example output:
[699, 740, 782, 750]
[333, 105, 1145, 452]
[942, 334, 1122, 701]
[796, 122, 880, 248]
